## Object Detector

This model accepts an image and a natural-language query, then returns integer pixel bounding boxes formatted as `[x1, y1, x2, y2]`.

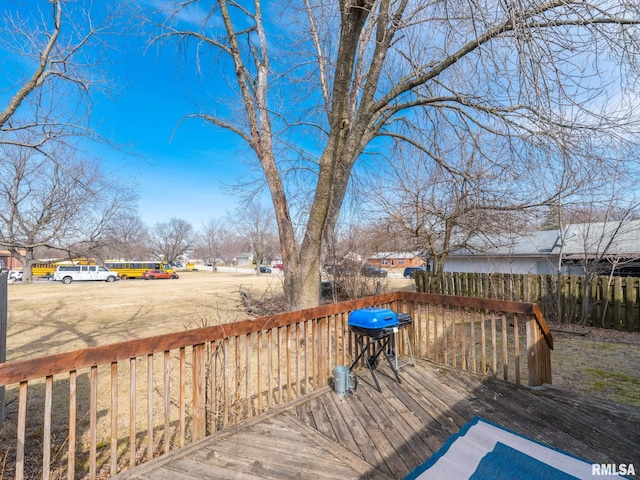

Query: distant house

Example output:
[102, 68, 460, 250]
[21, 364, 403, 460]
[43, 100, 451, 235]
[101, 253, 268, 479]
[232, 253, 253, 266]
[443, 220, 640, 276]
[366, 252, 426, 269]
[0, 250, 23, 270]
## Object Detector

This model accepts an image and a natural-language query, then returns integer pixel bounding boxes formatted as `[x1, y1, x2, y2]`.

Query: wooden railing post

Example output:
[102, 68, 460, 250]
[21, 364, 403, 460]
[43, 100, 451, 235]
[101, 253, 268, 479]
[526, 318, 552, 386]
[316, 316, 328, 387]
[0, 271, 6, 425]
[192, 343, 206, 441]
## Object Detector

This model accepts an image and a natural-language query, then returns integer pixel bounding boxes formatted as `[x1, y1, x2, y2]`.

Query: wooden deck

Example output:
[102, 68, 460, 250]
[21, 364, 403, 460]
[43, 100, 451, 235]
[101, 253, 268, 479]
[116, 359, 640, 479]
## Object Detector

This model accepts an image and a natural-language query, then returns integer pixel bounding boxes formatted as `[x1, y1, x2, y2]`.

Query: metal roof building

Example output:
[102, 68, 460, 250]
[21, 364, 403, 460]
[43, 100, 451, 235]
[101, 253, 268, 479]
[444, 220, 640, 275]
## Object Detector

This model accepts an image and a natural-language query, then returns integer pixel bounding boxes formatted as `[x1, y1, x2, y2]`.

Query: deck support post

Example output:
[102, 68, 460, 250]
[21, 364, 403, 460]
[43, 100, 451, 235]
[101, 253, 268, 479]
[526, 318, 552, 386]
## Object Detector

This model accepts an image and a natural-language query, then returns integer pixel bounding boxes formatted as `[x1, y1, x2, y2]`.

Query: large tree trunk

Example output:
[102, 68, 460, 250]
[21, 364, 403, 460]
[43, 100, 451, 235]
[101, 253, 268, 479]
[275, 2, 375, 310]
[10, 247, 35, 284]
[279, 138, 356, 310]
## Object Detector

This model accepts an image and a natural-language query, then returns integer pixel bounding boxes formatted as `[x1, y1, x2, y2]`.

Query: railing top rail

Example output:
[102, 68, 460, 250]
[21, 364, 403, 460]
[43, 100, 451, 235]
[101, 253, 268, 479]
[0, 290, 552, 385]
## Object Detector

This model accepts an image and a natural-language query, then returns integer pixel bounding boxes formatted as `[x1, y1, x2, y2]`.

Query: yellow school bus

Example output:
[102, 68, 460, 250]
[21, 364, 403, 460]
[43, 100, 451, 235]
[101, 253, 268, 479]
[31, 263, 58, 279]
[104, 260, 173, 280]
[32, 258, 96, 279]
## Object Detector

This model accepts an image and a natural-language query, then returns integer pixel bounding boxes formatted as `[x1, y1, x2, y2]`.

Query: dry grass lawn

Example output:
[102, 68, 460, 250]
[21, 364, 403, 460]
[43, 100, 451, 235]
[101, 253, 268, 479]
[6, 269, 290, 362]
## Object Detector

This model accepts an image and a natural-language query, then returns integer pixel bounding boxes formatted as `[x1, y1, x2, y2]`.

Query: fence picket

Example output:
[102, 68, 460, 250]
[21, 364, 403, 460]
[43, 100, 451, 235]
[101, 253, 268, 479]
[420, 272, 640, 331]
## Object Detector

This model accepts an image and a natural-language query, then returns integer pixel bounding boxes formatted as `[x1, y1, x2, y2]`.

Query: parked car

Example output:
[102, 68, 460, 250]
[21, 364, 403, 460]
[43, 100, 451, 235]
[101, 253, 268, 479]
[325, 265, 355, 277]
[53, 265, 118, 284]
[403, 266, 427, 279]
[361, 265, 388, 277]
[143, 269, 179, 280]
[320, 280, 345, 299]
[9, 270, 23, 281]
[259, 266, 272, 274]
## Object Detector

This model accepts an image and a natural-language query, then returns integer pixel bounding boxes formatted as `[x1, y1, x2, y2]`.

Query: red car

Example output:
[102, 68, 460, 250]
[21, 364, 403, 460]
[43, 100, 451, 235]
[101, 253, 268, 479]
[143, 269, 179, 280]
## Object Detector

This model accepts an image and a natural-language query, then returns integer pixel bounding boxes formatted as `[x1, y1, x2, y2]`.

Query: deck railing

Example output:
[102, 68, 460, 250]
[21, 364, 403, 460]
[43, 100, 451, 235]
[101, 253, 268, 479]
[0, 291, 552, 479]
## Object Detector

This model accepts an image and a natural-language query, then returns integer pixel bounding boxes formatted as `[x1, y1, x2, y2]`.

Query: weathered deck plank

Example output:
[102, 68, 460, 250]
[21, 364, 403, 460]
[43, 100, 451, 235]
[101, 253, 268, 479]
[280, 412, 393, 480]
[116, 359, 640, 480]
[325, 390, 392, 476]
[447, 367, 638, 465]
[354, 379, 417, 477]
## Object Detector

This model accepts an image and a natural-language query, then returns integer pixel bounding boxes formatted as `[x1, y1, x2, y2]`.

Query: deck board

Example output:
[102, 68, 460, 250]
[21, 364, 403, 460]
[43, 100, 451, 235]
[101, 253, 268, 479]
[354, 380, 416, 477]
[331, 387, 396, 477]
[308, 394, 338, 443]
[280, 412, 393, 480]
[319, 387, 362, 455]
[116, 359, 640, 479]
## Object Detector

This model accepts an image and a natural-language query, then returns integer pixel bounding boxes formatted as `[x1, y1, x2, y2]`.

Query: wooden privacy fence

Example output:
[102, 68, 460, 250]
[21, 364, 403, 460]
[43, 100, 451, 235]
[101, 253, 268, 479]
[0, 291, 552, 480]
[416, 271, 640, 331]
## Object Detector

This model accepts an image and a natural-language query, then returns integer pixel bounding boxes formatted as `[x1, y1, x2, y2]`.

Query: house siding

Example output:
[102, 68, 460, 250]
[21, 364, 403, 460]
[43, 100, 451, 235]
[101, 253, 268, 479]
[443, 221, 640, 276]
[443, 256, 559, 275]
[368, 257, 422, 268]
[366, 252, 424, 269]
[0, 251, 23, 270]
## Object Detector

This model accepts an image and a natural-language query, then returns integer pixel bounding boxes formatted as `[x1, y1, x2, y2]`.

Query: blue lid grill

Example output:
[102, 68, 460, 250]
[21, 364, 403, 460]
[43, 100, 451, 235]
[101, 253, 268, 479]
[347, 309, 414, 391]
[348, 308, 398, 336]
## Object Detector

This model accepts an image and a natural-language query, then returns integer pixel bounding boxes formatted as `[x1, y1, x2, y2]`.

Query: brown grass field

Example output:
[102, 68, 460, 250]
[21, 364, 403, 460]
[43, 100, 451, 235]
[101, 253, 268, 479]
[5, 268, 640, 406]
[5, 268, 293, 362]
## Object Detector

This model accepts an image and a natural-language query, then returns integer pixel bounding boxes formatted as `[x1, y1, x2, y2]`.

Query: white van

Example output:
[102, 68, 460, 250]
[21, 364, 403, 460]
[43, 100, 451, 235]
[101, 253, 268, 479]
[53, 265, 119, 284]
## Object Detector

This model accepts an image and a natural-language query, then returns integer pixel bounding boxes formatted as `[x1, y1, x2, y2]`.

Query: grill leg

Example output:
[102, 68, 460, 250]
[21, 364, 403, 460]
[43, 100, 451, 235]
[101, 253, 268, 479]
[350, 336, 384, 392]
[381, 340, 402, 384]
[405, 327, 415, 366]
[350, 334, 404, 392]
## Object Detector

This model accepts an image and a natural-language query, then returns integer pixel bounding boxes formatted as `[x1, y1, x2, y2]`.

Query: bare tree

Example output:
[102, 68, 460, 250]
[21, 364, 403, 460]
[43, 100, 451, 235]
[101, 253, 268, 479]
[102, 213, 150, 261]
[149, 218, 195, 264]
[554, 193, 640, 326]
[0, 0, 116, 149]
[233, 203, 276, 272]
[0, 1, 137, 280]
[368, 140, 534, 273]
[196, 218, 228, 269]
[146, 0, 640, 309]
[0, 141, 136, 282]
[534, 140, 640, 324]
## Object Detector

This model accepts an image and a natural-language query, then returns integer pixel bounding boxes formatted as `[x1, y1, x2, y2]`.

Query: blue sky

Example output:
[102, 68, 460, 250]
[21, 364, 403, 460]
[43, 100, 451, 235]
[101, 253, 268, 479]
[2, 1, 256, 229]
[91, 50, 246, 228]
[91, 23, 249, 228]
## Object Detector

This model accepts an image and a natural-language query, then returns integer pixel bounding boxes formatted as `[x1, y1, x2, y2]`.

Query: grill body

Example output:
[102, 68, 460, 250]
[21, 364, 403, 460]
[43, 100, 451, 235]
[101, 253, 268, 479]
[348, 308, 407, 392]
[396, 312, 412, 328]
